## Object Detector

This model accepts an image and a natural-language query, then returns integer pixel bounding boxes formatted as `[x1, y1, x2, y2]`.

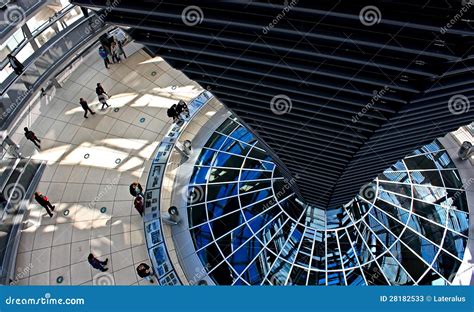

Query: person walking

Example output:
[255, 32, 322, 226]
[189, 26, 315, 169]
[88, 253, 109, 272]
[34, 191, 55, 217]
[134, 195, 144, 217]
[98, 94, 110, 110]
[96, 83, 108, 97]
[136, 263, 154, 283]
[24, 127, 41, 149]
[96, 83, 110, 110]
[98, 46, 110, 69]
[7, 54, 24, 75]
[79, 98, 95, 118]
[111, 40, 121, 64]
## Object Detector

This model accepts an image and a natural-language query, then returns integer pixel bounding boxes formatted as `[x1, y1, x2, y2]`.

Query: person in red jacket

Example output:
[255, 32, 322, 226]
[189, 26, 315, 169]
[24, 127, 41, 149]
[34, 191, 55, 217]
[134, 195, 144, 217]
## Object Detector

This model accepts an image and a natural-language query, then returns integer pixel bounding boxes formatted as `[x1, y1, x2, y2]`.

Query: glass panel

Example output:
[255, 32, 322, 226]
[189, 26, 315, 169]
[187, 120, 469, 286]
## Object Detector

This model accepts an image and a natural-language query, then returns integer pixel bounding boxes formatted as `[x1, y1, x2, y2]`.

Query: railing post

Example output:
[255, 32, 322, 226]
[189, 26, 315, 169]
[21, 24, 39, 51]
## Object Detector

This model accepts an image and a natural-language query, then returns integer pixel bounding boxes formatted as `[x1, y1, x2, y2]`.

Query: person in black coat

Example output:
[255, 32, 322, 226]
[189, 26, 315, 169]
[7, 54, 24, 75]
[24, 127, 41, 149]
[136, 263, 154, 283]
[95, 83, 107, 97]
[96, 83, 110, 110]
[79, 98, 96, 118]
[34, 192, 55, 217]
[129, 182, 144, 197]
[176, 100, 190, 119]
[167, 104, 180, 123]
[88, 253, 108, 272]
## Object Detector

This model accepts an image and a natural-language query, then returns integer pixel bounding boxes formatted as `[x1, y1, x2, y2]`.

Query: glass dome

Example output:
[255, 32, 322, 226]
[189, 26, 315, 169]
[186, 116, 469, 285]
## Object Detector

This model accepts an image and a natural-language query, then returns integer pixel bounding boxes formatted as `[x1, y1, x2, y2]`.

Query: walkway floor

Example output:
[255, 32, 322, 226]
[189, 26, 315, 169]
[10, 43, 202, 285]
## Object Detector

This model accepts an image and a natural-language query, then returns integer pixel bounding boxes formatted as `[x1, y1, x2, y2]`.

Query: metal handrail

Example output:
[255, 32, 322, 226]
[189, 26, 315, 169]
[0, 4, 77, 70]
[1, 12, 95, 96]
[0, 157, 46, 285]
[1, 14, 111, 132]
[142, 90, 213, 285]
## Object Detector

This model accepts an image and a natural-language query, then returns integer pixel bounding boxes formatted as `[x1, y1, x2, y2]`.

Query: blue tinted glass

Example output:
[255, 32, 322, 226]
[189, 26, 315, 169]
[187, 118, 468, 286]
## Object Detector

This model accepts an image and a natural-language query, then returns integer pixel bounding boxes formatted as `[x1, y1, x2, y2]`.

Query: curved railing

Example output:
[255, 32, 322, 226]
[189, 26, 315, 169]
[0, 7, 110, 132]
[0, 156, 46, 285]
[0, 4, 78, 75]
[143, 91, 213, 285]
[0, 5, 111, 285]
